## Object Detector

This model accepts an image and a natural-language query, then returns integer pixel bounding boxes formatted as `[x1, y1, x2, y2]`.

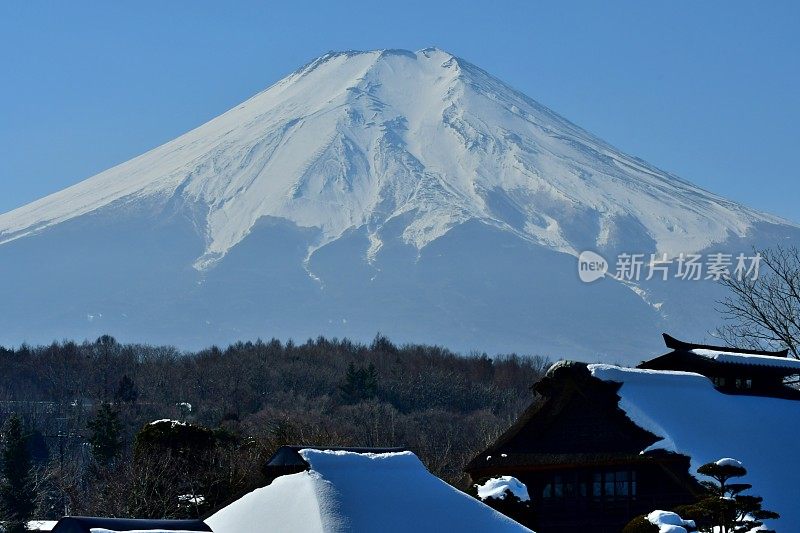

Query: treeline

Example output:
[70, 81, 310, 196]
[0, 335, 548, 520]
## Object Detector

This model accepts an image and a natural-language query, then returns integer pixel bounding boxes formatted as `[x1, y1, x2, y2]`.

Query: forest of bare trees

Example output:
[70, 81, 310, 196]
[0, 335, 548, 521]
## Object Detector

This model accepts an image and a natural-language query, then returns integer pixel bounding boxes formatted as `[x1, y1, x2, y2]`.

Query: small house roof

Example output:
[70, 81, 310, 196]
[209, 449, 533, 533]
[639, 334, 800, 375]
[51, 517, 211, 533]
[661, 333, 790, 357]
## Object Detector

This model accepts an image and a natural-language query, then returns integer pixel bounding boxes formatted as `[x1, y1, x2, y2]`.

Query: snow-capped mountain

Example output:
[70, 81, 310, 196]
[0, 48, 796, 360]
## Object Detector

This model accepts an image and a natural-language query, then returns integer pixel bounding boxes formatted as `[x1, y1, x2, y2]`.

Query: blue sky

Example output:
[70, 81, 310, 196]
[1, 1, 798, 221]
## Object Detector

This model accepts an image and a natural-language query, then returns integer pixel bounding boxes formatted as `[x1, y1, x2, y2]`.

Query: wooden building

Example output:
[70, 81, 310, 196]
[465, 335, 800, 533]
[640, 334, 800, 399]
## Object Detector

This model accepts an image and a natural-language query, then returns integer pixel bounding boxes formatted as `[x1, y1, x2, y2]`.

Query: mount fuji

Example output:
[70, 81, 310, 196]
[1, 48, 796, 361]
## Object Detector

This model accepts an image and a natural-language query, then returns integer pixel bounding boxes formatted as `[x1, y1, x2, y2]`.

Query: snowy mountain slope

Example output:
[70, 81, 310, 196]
[0, 48, 797, 359]
[0, 48, 789, 270]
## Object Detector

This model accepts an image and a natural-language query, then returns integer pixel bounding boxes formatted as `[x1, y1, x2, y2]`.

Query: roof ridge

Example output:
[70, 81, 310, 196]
[662, 333, 790, 358]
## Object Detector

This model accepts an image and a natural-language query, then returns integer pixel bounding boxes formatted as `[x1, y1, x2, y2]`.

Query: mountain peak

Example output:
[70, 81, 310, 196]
[1, 50, 798, 358]
[0, 49, 788, 272]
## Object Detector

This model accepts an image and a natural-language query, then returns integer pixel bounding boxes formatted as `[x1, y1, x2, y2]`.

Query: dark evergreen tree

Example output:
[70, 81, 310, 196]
[114, 375, 139, 405]
[0, 415, 36, 533]
[621, 515, 660, 533]
[370, 333, 399, 355]
[340, 362, 379, 403]
[26, 430, 49, 464]
[475, 488, 532, 526]
[363, 363, 378, 398]
[87, 403, 123, 464]
[674, 460, 778, 533]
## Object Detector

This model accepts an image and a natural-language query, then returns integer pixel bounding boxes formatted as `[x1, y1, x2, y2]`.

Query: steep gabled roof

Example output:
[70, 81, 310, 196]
[465, 361, 663, 476]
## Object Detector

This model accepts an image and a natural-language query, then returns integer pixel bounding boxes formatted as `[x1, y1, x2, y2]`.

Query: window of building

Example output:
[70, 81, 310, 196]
[545, 470, 636, 501]
[591, 470, 636, 501]
[543, 474, 568, 498]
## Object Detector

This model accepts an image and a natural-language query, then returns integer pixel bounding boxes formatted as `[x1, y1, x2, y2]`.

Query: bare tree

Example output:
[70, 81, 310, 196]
[717, 245, 800, 358]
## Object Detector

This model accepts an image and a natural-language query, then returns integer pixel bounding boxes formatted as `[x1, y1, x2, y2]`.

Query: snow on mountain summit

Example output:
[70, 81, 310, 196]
[0, 48, 789, 270]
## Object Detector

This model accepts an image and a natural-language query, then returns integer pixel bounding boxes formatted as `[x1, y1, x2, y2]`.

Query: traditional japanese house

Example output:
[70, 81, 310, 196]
[639, 334, 800, 398]
[465, 335, 800, 533]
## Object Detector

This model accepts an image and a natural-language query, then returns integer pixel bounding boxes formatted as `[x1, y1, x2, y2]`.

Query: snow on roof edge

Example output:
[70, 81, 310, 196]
[690, 349, 800, 371]
[588, 363, 797, 531]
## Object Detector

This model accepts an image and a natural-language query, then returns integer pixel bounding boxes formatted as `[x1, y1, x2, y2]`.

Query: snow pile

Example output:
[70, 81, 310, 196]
[476, 476, 530, 501]
[691, 349, 800, 371]
[207, 449, 533, 533]
[714, 457, 743, 468]
[589, 364, 800, 530]
[27, 521, 57, 531]
[647, 510, 696, 533]
[147, 419, 186, 427]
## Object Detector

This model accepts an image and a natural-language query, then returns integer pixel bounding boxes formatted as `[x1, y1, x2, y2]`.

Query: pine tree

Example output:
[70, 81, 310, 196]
[0, 415, 36, 533]
[675, 459, 778, 533]
[363, 363, 378, 399]
[340, 362, 379, 403]
[114, 375, 139, 404]
[87, 404, 123, 465]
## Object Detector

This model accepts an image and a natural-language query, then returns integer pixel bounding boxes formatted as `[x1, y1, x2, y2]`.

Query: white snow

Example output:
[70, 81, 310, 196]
[589, 364, 798, 531]
[147, 419, 186, 427]
[177, 494, 205, 505]
[0, 48, 790, 271]
[714, 457, 743, 468]
[207, 449, 533, 533]
[27, 521, 57, 531]
[647, 510, 696, 533]
[476, 476, 531, 502]
[690, 349, 800, 371]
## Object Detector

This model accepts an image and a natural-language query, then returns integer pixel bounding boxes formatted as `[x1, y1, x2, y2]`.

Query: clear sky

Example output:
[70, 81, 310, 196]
[1, 1, 798, 221]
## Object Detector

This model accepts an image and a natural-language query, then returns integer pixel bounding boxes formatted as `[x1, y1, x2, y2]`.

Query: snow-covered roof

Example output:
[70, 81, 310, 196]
[589, 364, 799, 531]
[207, 449, 533, 533]
[690, 348, 800, 371]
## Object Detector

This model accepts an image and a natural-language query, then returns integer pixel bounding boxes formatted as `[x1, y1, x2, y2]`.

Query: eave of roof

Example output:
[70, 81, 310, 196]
[662, 333, 790, 357]
[689, 348, 800, 371]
